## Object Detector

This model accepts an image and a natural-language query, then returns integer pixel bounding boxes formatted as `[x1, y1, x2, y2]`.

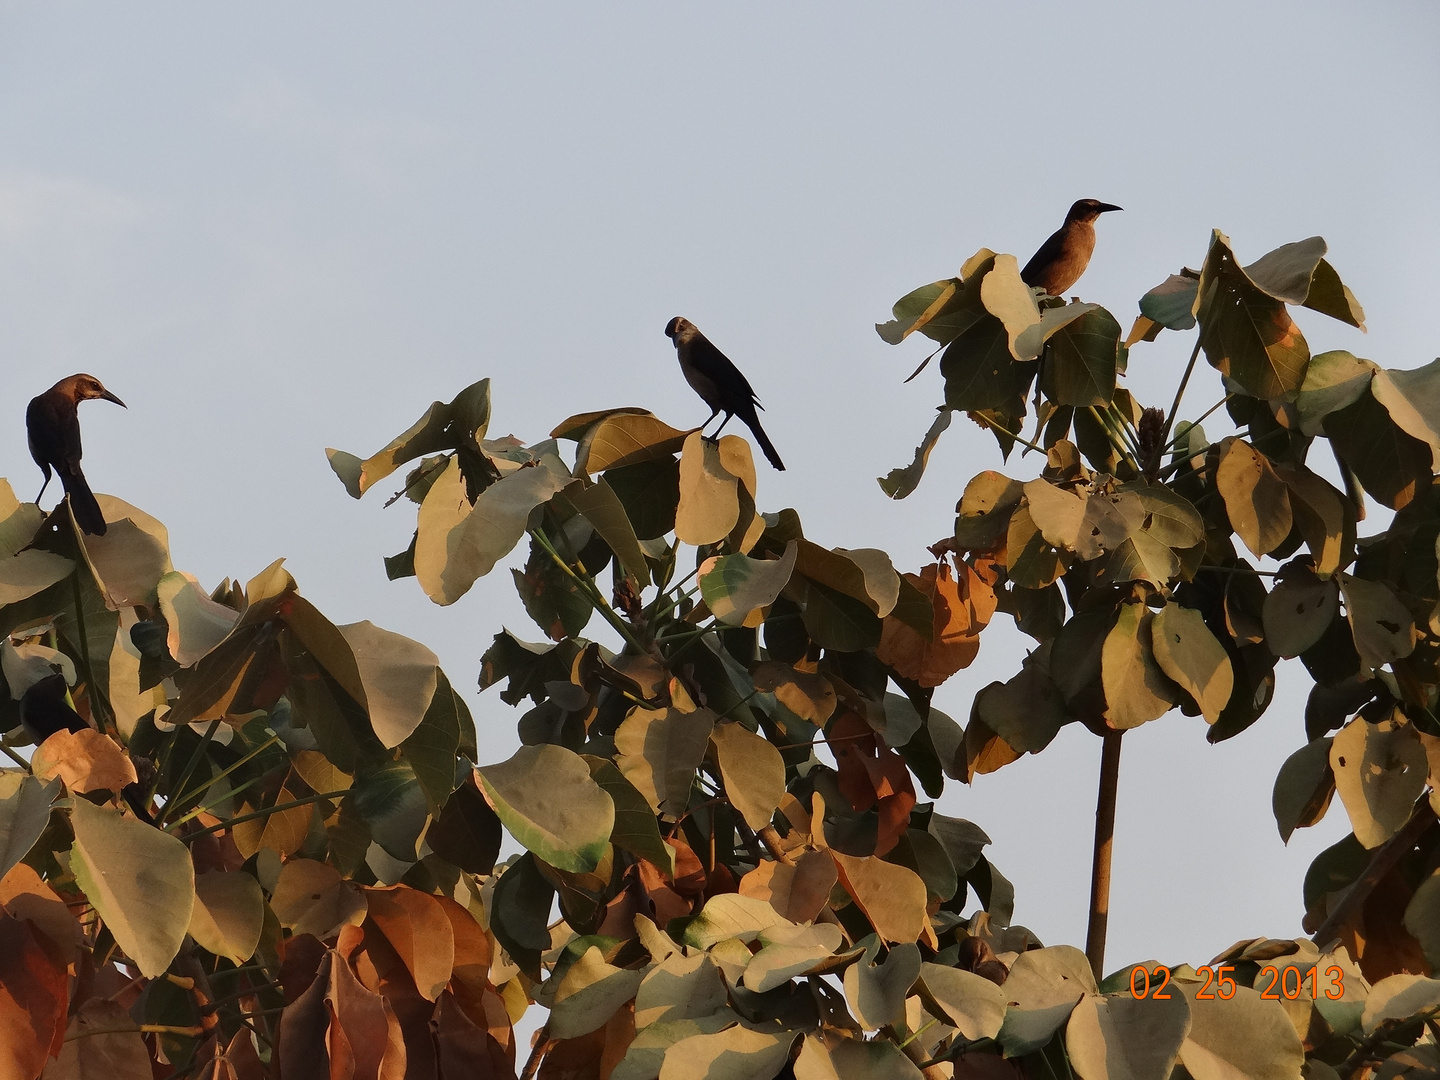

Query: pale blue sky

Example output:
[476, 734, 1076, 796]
[1, 3, 1436, 968]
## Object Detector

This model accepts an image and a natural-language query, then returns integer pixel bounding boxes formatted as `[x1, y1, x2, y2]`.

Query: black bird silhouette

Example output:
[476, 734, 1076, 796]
[26, 373, 126, 536]
[1021, 199, 1122, 297]
[664, 317, 785, 471]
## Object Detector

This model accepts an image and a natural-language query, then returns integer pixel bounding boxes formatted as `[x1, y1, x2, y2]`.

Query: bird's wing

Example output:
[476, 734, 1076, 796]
[1020, 226, 1068, 287]
[28, 396, 83, 472]
[689, 336, 761, 408]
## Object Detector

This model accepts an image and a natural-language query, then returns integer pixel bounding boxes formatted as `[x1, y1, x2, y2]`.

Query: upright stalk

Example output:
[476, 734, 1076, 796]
[1085, 729, 1124, 981]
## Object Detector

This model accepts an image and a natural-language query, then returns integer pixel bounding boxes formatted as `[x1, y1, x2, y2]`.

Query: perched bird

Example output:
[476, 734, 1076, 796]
[1020, 199, 1122, 297]
[664, 317, 785, 471]
[26, 374, 126, 536]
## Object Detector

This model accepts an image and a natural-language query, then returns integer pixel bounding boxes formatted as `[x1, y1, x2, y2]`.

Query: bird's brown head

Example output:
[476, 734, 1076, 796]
[56, 374, 126, 408]
[1065, 199, 1123, 224]
[664, 316, 695, 342]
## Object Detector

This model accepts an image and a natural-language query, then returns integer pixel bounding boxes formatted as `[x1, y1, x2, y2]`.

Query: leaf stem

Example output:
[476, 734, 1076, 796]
[0, 741, 29, 768]
[160, 719, 223, 825]
[176, 789, 351, 841]
[973, 415, 1049, 456]
[167, 734, 283, 819]
[164, 770, 281, 830]
[532, 526, 647, 653]
[1154, 334, 1205, 473]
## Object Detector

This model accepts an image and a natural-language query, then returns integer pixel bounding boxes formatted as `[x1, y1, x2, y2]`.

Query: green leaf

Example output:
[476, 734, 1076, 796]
[634, 952, 728, 1028]
[1272, 737, 1335, 844]
[1138, 272, 1199, 331]
[711, 721, 785, 831]
[1403, 874, 1440, 970]
[1262, 574, 1338, 658]
[70, 797, 195, 977]
[476, 745, 614, 873]
[995, 945, 1096, 1057]
[339, 619, 439, 749]
[414, 455, 571, 605]
[681, 893, 786, 950]
[327, 377, 490, 499]
[1066, 989, 1190, 1080]
[742, 922, 844, 993]
[1242, 235, 1366, 328]
[796, 542, 900, 617]
[1005, 504, 1065, 590]
[917, 963, 1007, 1040]
[1196, 231, 1310, 400]
[974, 661, 1066, 754]
[1216, 439, 1293, 558]
[188, 870, 264, 965]
[560, 477, 652, 585]
[843, 939, 921, 1031]
[1330, 713, 1427, 848]
[941, 314, 1036, 416]
[953, 471, 1024, 551]
[1040, 306, 1122, 407]
[878, 409, 952, 500]
[795, 1033, 925, 1080]
[700, 541, 798, 627]
[1276, 465, 1350, 577]
[1339, 573, 1417, 675]
[490, 853, 554, 980]
[605, 458, 681, 541]
[425, 773, 501, 874]
[1151, 602, 1234, 725]
[615, 706, 716, 820]
[512, 539, 593, 642]
[585, 756, 676, 877]
[1176, 984, 1303, 1080]
[658, 1028, 797, 1080]
[0, 548, 72, 607]
[400, 668, 463, 809]
[801, 581, 883, 652]
[1102, 603, 1178, 729]
[549, 944, 647, 1040]
[0, 772, 60, 880]
[1295, 350, 1376, 435]
[876, 253, 994, 346]
[1325, 385, 1434, 511]
[1123, 482, 1205, 549]
[1371, 357, 1440, 462]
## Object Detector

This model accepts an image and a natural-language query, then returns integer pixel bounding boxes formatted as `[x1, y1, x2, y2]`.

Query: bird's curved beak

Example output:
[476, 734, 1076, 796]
[101, 390, 126, 408]
[1097, 203, 1123, 214]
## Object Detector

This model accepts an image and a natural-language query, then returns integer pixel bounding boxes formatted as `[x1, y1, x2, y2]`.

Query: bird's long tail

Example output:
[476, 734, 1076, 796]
[60, 468, 107, 536]
[741, 409, 785, 471]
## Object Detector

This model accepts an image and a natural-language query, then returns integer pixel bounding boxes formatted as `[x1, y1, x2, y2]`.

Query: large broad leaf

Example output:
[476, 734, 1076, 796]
[615, 706, 716, 820]
[156, 572, 241, 667]
[0, 773, 60, 880]
[570, 410, 690, 474]
[659, 1027, 797, 1080]
[338, 620, 439, 748]
[675, 433, 754, 547]
[270, 859, 367, 939]
[1371, 358, 1440, 463]
[188, 870, 264, 965]
[547, 945, 647, 1039]
[1195, 231, 1309, 400]
[1325, 387, 1434, 511]
[1262, 574, 1337, 658]
[635, 952, 728, 1028]
[1242, 235, 1366, 328]
[681, 893, 786, 950]
[327, 377, 491, 498]
[941, 314, 1037, 416]
[0, 547, 73, 607]
[81, 500, 173, 610]
[1276, 464, 1350, 577]
[1138, 272, 1200, 331]
[710, 722, 785, 831]
[743, 922, 845, 993]
[1295, 350, 1376, 435]
[1151, 603, 1233, 725]
[364, 886, 455, 1001]
[699, 541, 797, 627]
[796, 543, 900, 617]
[954, 471, 1024, 551]
[1102, 603, 1178, 729]
[979, 253, 1042, 358]
[1339, 573, 1417, 675]
[1272, 737, 1335, 844]
[843, 940, 921, 1031]
[794, 1034, 924, 1080]
[1066, 989, 1190, 1080]
[560, 477, 652, 585]
[476, 745, 614, 873]
[1330, 714, 1427, 849]
[830, 852, 928, 943]
[875, 251, 994, 347]
[1040, 306, 1122, 407]
[70, 797, 194, 977]
[738, 849, 837, 924]
[996, 945, 1097, 1057]
[916, 963, 1006, 1041]
[1176, 983, 1303, 1080]
[1215, 439, 1292, 558]
[414, 455, 570, 605]
[585, 757, 676, 877]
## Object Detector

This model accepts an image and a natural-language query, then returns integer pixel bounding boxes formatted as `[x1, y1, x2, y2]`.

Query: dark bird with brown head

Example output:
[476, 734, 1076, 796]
[26, 373, 127, 536]
[664, 317, 785, 471]
[1021, 199, 1122, 297]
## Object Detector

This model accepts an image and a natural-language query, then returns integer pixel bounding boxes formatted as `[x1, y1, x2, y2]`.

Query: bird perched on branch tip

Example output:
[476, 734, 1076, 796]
[1021, 199, 1122, 297]
[27, 373, 127, 536]
[665, 317, 785, 471]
